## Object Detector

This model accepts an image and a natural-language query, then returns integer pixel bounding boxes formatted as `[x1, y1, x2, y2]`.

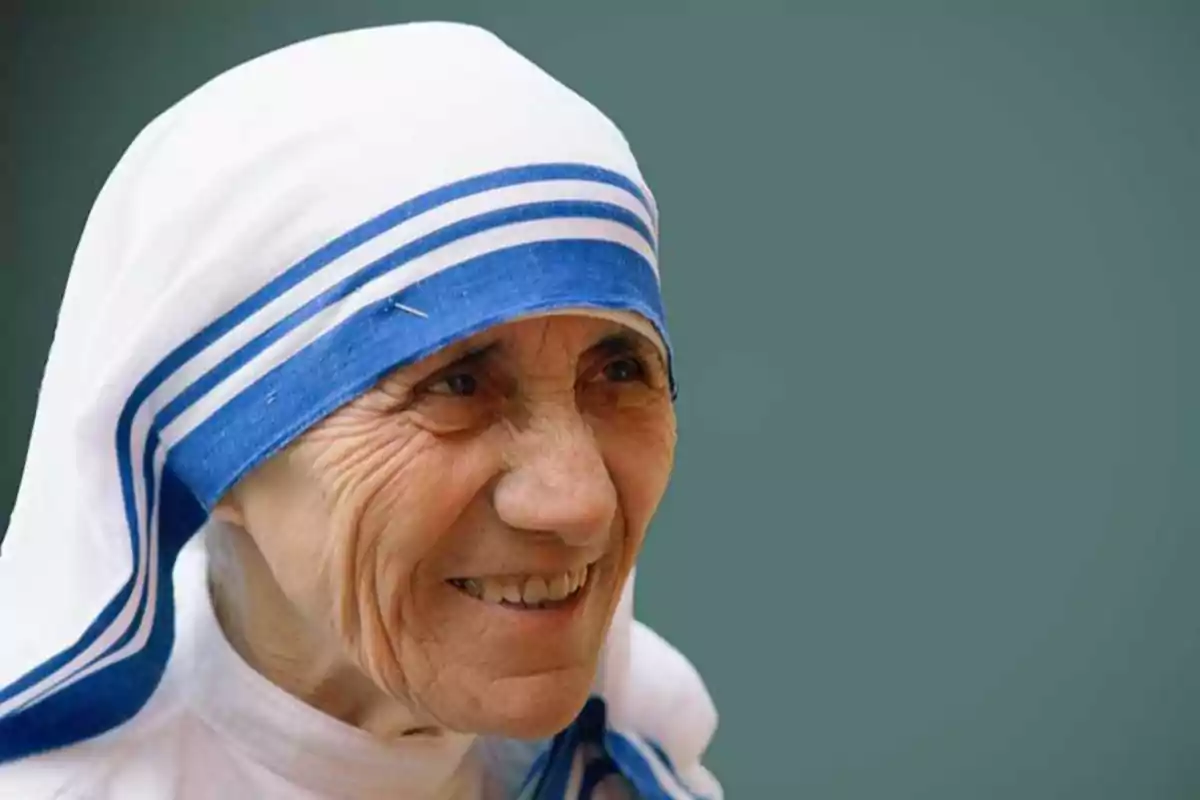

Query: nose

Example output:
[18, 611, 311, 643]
[492, 406, 617, 548]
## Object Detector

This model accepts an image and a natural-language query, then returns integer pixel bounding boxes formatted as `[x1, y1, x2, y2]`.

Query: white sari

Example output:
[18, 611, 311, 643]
[0, 21, 719, 800]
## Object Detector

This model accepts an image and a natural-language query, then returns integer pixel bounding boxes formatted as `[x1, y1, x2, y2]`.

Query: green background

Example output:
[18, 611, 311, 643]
[3, 3, 1198, 797]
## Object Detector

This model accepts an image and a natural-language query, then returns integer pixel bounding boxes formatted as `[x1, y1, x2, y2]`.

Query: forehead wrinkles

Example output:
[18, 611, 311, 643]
[502, 318, 593, 383]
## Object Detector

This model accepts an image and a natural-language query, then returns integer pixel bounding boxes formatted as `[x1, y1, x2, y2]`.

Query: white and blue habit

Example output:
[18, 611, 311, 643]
[0, 22, 721, 800]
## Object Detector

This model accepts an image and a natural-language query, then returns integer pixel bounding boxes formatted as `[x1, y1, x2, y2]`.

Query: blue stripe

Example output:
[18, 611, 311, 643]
[606, 731, 701, 800]
[0, 163, 664, 763]
[536, 727, 580, 799]
[520, 696, 705, 799]
[648, 739, 677, 774]
[0, 402, 147, 705]
[0, 470, 205, 761]
[519, 745, 554, 797]
[151, 163, 654, 407]
[149, 163, 654, 410]
[155, 199, 654, 434]
[169, 238, 665, 509]
[579, 755, 620, 797]
[523, 696, 610, 799]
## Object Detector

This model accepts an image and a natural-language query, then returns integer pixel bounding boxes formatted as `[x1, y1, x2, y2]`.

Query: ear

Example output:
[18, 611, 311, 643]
[211, 491, 246, 528]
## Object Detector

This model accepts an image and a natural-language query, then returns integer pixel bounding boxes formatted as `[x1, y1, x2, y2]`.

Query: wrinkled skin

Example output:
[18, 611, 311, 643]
[210, 313, 676, 741]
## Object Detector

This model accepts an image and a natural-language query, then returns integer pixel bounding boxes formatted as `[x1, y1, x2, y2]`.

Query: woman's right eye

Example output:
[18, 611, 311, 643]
[409, 368, 499, 434]
[424, 372, 479, 397]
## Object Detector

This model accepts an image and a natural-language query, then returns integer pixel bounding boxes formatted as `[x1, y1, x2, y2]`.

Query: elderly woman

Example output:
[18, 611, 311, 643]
[0, 21, 719, 800]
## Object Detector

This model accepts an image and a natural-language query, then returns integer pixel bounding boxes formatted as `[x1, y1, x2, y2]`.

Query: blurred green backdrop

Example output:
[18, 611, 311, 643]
[3, 3, 1198, 797]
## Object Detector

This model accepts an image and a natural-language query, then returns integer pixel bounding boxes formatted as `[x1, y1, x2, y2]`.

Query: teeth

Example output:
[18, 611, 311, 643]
[502, 583, 523, 604]
[482, 580, 505, 605]
[547, 574, 571, 601]
[453, 568, 591, 608]
[570, 566, 587, 593]
[522, 577, 549, 605]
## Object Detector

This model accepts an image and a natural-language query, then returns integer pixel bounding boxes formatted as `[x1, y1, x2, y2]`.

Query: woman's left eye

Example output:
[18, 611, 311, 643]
[600, 357, 647, 383]
[426, 372, 479, 397]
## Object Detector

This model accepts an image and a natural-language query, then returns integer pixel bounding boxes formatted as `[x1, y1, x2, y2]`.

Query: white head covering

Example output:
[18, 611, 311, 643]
[0, 21, 717, 798]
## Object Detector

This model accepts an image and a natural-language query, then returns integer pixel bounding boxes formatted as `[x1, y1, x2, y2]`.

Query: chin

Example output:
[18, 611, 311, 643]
[433, 668, 596, 739]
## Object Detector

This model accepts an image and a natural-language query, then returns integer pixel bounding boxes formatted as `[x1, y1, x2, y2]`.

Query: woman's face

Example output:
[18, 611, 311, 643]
[215, 313, 676, 738]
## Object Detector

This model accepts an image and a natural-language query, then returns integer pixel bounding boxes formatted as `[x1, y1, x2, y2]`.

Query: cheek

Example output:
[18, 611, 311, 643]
[595, 404, 676, 535]
[314, 422, 502, 617]
[283, 417, 505, 693]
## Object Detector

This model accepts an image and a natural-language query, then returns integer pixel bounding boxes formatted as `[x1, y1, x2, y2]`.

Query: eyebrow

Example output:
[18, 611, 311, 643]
[594, 333, 641, 358]
[593, 333, 668, 372]
[434, 332, 665, 373]
[439, 341, 501, 370]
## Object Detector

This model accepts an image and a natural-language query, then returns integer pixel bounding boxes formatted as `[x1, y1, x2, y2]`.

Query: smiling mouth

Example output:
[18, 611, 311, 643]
[447, 565, 591, 610]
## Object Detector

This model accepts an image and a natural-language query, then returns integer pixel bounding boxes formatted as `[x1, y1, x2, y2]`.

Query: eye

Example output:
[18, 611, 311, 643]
[600, 357, 647, 384]
[425, 372, 479, 397]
